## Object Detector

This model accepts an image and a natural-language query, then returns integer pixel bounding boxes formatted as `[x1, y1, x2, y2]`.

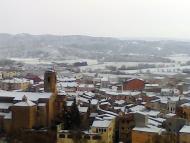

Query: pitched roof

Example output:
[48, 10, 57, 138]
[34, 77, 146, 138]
[14, 95, 36, 107]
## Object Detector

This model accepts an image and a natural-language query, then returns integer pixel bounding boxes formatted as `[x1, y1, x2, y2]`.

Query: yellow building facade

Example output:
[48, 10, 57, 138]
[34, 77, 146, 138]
[2, 71, 18, 79]
[57, 118, 116, 143]
[132, 126, 164, 143]
[179, 125, 190, 143]
[12, 95, 38, 130]
[0, 78, 31, 91]
[181, 103, 190, 122]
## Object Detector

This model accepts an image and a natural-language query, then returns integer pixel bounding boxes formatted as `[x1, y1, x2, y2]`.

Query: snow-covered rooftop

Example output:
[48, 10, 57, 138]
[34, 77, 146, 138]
[14, 95, 36, 107]
[129, 105, 145, 112]
[179, 125, 190, 133]
[78, 106, 88, 113]
[114, 100, 125, 105]
[0, 90, 52, 101]
[66, 101, 73, 107]
[0, 112, 12, 119]
[166, 113, 176, 118]
[139, 110, 160, 117]
[14, 100, 35, 107]
[57, 82, 78, 88]
[92, 120, 111, 128]
[181, 102, 190, 107]
[0, 103, 13, 109]
[1, 78, 31, 84]
[91, 99, 98, 105]
[133, 125, 165, 134]
[145, 84, 159, 87]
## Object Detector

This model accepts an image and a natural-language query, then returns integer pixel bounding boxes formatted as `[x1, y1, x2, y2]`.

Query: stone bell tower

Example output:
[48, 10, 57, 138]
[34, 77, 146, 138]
[44, 69, 57, 93]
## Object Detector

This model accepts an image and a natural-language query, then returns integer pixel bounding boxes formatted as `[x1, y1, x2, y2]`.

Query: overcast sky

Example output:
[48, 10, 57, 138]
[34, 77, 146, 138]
[0, 0, 190, 39]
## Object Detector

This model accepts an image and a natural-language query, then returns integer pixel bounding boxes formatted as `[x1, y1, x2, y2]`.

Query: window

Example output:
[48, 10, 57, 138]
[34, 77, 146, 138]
[36, 110, 40, 117]
[67, 134, 73, 138]
[59, 134, 65, 138]
[96, 128, 98, 133]
[77, 135, 82, 139]
[92, 135, 101, 140]
[47, 77, 51, 83]
[84, 135, 90, 140]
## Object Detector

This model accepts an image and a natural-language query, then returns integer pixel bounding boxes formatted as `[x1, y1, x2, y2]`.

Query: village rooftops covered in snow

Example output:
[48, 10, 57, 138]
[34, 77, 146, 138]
[0, 90, 52, 102]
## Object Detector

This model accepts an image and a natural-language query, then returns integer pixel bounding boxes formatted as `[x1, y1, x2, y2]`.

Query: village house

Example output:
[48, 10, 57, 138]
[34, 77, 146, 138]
[144, 84, 161, 93]
[0, 78, 32, 91]
[132, 125, 164, 143]
[118, 113, 135, 143]
[0, 70, 20, 79]
[131, 113, 165, 143]
[57, 117, 116, 143]
[78, 84, 95, 92]
[122, 78, 145, 91]
[179, 102, 190, 122]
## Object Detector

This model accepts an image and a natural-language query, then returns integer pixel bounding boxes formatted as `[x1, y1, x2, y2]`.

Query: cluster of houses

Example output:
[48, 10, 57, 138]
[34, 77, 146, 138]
[0, 67, 190, 143]
[55, 70, 190, 143]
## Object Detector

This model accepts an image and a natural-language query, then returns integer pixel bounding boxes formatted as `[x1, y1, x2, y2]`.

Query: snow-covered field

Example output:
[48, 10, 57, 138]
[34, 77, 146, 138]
[10, 58, 52, 65]
[10, 54, 190, 75]
[10, 58, 98, 66]
[166, 54, 190, 64]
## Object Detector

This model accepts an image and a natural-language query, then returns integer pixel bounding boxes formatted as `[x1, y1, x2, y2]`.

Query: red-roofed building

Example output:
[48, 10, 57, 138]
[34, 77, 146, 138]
[25, 73, 42, 83]
[122, 78, 145, 91]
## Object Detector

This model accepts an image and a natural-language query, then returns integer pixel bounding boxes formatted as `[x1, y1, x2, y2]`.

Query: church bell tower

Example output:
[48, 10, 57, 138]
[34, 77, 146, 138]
[44, 69, 57, 93]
